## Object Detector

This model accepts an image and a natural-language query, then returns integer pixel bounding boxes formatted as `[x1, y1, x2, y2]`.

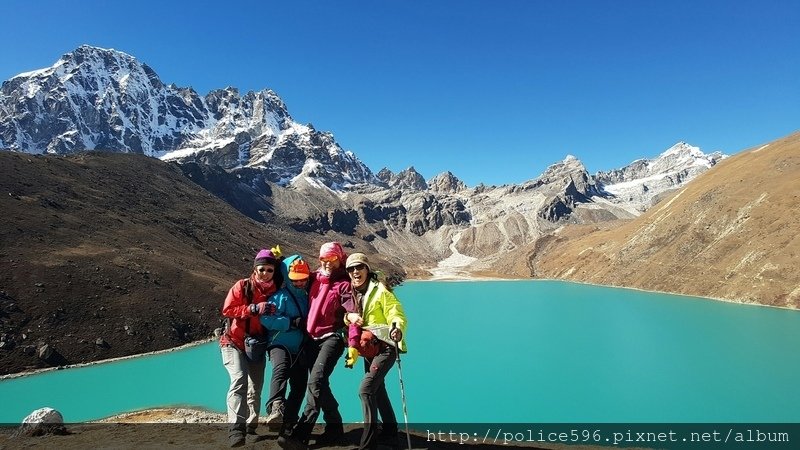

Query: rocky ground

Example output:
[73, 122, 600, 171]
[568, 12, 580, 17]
[0, 407, 630, 450]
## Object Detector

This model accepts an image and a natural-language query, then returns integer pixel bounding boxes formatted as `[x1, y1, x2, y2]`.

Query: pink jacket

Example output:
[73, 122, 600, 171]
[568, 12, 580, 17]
[306, 269, 351, 338]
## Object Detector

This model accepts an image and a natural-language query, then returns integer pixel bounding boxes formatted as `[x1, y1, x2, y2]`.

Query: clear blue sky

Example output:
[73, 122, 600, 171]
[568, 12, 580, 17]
[1, 0, 798, 186]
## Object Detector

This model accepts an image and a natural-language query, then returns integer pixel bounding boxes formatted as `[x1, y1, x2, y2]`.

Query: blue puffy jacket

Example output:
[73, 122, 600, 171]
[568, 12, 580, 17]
[260, 254, 310, 354]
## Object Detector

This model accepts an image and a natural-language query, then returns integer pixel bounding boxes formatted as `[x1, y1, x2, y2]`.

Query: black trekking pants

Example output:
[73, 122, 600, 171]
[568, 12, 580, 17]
[266, 346, 308, 425]
[359, 343, 398, 449]
[293, 334, 345, 439]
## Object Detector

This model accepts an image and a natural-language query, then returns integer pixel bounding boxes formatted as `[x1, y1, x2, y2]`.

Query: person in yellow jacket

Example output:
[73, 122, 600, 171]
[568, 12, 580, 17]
[344, 252, 407, 450]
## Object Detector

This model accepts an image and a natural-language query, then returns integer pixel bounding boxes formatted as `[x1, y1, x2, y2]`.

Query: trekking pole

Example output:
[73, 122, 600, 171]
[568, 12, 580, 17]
[391, 322, 412, 450]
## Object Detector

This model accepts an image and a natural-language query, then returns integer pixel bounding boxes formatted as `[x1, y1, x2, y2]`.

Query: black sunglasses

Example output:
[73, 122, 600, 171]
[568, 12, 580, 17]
[257, 267, 274, 274]
[346, 264, 366, 273]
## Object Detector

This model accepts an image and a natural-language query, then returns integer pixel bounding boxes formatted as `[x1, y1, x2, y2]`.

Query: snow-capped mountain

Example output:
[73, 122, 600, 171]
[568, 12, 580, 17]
[0, 45, 378, 189]
[595, 142, 727, 212]
[0, 45, 209, 156]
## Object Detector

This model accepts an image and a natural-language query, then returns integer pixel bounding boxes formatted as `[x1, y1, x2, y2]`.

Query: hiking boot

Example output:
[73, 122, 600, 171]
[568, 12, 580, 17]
[279, 419, 297, 438]
[377, 430, 399, 449]
[277, 434, 308, 450]
[228, 430, 246, 447]
[266, 401, 284, 432]
[314, 425, 346, 446]
[378, 425, 398, 439]
[377, 436, 400, 449]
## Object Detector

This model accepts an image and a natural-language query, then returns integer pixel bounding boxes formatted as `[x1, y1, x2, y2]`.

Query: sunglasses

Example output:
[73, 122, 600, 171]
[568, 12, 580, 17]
[319, 256, 338, 263]
[256, 267, 274, 274]
[346, 264, 366, 273]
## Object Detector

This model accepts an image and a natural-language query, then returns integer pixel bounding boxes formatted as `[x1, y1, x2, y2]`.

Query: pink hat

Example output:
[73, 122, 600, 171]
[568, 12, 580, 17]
[319, 242, 346, 261]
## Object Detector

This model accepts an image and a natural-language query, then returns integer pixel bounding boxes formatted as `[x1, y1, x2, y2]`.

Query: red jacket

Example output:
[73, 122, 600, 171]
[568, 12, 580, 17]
[220, 276, 277, 351]
[306, 269, 351, 338]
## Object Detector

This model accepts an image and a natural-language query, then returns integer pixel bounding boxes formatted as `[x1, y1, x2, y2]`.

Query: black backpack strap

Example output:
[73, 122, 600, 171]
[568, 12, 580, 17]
[243, 279, 253, 336]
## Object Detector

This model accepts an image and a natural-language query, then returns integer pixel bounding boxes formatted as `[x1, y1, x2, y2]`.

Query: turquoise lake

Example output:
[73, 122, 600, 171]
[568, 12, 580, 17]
[2, 280, 800, 423]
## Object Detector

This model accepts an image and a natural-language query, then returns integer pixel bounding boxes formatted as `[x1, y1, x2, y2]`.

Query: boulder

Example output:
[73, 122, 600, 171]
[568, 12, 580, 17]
[13, 407, 67, 437]
[36, 344, 54, 361]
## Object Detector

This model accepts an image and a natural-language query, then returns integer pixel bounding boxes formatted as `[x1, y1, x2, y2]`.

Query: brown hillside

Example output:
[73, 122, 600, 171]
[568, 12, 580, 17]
[0, 152, 325, 375]
[532, 131, 800, 308]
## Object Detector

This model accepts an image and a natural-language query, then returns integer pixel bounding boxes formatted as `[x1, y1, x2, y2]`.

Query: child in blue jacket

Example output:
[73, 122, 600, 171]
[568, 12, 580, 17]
[260, 254, 311, 434]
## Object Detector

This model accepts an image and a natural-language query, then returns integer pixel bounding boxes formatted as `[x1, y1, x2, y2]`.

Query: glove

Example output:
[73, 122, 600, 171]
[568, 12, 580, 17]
[344, 347, 360, 369]
[249, 302, 276, 316]
[291, 317, 306, 329]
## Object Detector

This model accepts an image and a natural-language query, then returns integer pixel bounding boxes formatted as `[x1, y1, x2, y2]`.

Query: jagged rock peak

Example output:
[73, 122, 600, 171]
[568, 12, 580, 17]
[397, 167, 428, 190]
[532, 154, 589, 185]
[510, 153, 600, 201]
[554, 154, 585, 170]
[375, 166, 427, 191]
[428, 171, 467, 194]
[376, 168, 394, 184]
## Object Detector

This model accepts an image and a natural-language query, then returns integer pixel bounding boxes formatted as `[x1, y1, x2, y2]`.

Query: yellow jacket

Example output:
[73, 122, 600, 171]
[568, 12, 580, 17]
[347, 278, 408, 353]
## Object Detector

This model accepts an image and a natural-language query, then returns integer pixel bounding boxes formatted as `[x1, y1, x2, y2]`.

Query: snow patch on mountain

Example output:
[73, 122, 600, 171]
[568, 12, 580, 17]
[428, 233, 478, 280]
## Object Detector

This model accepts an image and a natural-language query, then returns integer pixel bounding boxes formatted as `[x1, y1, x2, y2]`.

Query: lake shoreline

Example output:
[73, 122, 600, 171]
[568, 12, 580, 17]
[413, 273, 797, 311]
[3, 277, 794, 381]
[0, 338, 216, 381]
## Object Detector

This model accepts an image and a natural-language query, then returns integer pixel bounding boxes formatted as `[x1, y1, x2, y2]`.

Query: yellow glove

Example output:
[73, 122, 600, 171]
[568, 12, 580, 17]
[345, 347, 360, 369]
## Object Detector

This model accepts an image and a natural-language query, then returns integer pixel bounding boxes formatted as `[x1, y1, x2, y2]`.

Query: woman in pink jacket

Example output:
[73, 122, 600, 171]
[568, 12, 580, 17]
[279, 242, 352, 449]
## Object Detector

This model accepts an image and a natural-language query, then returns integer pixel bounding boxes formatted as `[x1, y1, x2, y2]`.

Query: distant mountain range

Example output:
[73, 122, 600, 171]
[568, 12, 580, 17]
[0, 46, 723, 187]
[0, 45, 728, 273]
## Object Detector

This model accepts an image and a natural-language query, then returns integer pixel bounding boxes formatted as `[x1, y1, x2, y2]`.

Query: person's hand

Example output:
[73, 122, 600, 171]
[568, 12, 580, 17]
[346, 313, 363, 326]
[389, 326, 403, 343]
[291, 317, 306, 329]
[249, 302, 275, 316]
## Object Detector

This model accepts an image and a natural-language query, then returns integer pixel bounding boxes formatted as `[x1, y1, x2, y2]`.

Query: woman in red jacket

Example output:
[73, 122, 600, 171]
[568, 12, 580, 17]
[221, 248, 281, 447]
